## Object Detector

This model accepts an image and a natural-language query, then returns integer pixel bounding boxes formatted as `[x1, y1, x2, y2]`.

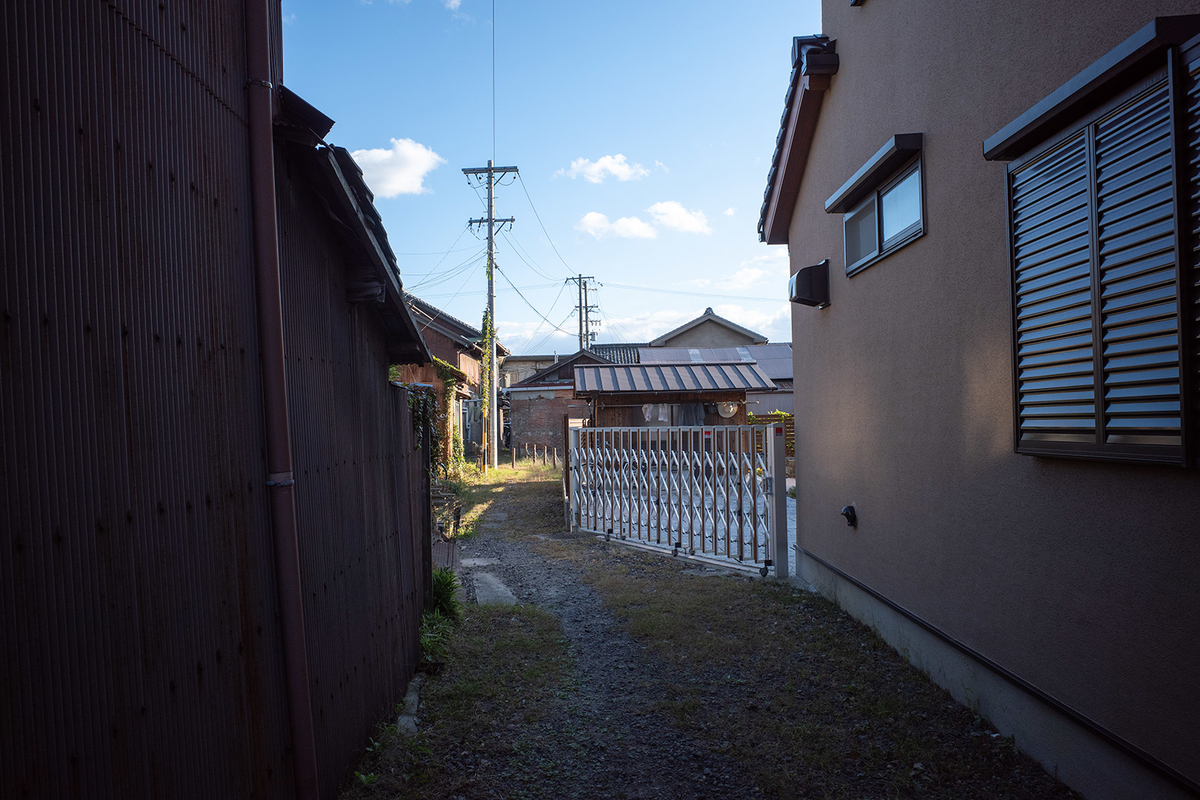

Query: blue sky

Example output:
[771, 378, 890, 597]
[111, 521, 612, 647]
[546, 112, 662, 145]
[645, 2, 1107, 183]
[282, 0, 821, 354]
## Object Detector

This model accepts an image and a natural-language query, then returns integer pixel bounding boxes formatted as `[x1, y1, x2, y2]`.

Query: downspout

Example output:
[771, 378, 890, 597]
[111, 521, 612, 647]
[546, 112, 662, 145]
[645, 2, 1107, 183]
[244, 2, 321, 798]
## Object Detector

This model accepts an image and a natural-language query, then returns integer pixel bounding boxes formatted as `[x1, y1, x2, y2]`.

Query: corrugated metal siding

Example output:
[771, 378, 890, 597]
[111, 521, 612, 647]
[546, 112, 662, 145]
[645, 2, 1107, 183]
[1, 2, 292, 798]
[574, 362, 776, 394]
[2, 4, 429, 798]
[276, 150, 426, 797]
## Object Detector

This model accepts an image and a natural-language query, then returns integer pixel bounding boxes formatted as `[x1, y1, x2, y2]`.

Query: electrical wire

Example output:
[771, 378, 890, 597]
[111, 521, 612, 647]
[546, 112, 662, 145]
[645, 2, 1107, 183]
[395, 246, 479, 256]
[602, 281, 782, 303]
[506, 278, 570, 351]
[526, 307, 577, 353]
[595, 301, 641, 343]
[409, 248, 487, 290]
[419, 281, 559, 300]
[416, 259, 485, 333]
[492, 0, 496, 163]
[499, 230, 561, 282]
[516, 173, 575, 276]
[495, 263, 573, 334]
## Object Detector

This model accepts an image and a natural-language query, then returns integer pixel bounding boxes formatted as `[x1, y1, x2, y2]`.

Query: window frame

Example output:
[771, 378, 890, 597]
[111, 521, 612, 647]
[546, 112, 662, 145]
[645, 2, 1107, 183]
[843, 156, 925, 276]
[1003, 62, 1190, 465]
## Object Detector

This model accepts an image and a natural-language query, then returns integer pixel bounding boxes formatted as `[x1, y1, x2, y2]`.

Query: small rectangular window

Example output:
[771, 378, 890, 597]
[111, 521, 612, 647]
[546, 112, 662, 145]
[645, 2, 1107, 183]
[842, 159, 924, 275]
[881, 165, 922, 243]
[844, 197, 878, 267]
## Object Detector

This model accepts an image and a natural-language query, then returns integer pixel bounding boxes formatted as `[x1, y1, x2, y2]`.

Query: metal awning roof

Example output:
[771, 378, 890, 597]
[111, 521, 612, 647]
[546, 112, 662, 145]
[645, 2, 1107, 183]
[574, 362, 776, 395]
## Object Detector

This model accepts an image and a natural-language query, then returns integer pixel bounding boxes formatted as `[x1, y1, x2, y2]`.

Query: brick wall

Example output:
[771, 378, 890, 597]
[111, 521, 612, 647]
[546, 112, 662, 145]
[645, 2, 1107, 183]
[509, 388, 589, 453]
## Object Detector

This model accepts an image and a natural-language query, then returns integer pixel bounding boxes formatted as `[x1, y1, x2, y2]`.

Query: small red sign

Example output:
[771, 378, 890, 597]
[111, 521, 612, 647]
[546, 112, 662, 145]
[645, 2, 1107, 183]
[775, 426, 783, 435]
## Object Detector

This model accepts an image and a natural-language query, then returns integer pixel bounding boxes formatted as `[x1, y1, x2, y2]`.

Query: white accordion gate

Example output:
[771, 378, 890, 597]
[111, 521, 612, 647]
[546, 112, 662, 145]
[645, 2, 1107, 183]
[568, 424, 788, 578]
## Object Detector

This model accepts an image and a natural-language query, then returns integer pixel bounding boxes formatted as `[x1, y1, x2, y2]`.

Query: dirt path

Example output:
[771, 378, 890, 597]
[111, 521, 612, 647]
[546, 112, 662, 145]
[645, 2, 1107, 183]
[341, 465, 1076, 800]
[455, 505, 757, 799]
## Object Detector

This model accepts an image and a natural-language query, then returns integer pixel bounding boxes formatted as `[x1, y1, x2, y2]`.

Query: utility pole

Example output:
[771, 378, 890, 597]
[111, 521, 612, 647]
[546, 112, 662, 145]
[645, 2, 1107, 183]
[463, 160, 517, 470]
[568, 274, 596, 351]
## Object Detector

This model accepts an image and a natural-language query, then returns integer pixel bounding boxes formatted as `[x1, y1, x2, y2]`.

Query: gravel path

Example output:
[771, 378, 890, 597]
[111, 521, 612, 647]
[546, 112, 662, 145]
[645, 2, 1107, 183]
[456, 512, 761, 799]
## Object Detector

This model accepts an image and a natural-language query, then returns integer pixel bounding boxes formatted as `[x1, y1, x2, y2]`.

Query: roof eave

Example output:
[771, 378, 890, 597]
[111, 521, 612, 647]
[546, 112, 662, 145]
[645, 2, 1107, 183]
[761, 76, 832, 244]
[983, 15, 1200, 161]
[319, 146, 431, 365]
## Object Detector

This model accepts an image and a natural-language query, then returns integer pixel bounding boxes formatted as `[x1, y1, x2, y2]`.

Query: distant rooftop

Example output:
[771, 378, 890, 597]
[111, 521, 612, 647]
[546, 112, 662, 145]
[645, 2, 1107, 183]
[590, 342, 646, 365]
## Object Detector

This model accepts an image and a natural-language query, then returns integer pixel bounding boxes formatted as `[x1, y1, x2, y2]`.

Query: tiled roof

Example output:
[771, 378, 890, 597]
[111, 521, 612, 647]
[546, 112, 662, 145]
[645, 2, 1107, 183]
[589, 343, 645, 364]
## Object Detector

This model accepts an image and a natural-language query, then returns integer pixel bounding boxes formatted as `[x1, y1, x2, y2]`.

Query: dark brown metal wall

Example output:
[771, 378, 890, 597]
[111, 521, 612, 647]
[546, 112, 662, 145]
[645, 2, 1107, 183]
[2, 2, 428, 798]
[276, 149, 427, 797]
[1, 1, 295, 797]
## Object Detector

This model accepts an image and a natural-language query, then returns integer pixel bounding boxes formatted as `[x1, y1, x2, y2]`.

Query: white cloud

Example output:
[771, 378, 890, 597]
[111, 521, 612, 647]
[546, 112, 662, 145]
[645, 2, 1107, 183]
[647, 201, 711, 234]
[724, 207, 735, 216]
[576, 212, 657, 240]
[559, 154, 649, 184]
[350, 138, 445, 197]
[654, 160, 670, 173]
[686, 250, 789, 292]
[598, 309, 692, 342]
[442, 0, 461, 7]
[710, 303, 792, 341]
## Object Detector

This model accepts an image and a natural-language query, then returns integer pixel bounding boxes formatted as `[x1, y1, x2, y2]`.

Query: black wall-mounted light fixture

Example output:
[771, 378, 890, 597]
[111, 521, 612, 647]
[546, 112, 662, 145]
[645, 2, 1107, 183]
[789, 259, 830, 309]
[840, 505, 857, 528]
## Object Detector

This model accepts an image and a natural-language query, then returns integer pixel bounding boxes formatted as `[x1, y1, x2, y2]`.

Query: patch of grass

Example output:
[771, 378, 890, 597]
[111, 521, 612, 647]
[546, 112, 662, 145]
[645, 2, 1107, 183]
[339, 604, 571, 800]
[418, 609, 456, 662]
[551, 541, 1077, 799]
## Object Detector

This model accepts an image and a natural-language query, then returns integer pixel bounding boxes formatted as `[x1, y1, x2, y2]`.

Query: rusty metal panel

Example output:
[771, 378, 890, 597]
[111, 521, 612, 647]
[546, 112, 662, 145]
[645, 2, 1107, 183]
[276, 148, 426, 797]
[3, 2, 292, 798]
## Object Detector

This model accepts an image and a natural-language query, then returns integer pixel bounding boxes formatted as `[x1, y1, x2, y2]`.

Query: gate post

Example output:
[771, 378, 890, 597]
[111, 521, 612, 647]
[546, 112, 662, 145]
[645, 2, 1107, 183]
[769, 424, 789, 579]
[568, 427, 580, 532]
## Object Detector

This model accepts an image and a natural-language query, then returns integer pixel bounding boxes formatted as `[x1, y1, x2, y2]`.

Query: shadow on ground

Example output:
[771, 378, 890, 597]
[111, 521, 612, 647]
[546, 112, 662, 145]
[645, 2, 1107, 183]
[339, 463, 1076, 800]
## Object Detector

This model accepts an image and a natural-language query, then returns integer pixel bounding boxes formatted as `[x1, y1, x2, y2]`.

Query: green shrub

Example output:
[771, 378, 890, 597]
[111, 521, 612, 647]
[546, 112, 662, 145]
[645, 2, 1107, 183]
[430, 566, 461, 621]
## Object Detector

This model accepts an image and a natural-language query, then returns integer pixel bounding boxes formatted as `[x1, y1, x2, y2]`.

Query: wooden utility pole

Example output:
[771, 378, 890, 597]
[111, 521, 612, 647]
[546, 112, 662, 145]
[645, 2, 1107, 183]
[463, 160, 517, 470]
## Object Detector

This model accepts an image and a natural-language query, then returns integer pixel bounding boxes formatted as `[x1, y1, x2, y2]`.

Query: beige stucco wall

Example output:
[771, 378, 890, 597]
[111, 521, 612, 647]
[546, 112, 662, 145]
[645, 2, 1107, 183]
[659, 320, 760, 348]
[787, 0, 1200, 788]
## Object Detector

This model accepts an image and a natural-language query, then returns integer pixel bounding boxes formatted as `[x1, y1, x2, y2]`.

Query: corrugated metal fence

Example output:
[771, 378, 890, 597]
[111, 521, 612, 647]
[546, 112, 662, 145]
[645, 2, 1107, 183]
[2, 3, 429, 798]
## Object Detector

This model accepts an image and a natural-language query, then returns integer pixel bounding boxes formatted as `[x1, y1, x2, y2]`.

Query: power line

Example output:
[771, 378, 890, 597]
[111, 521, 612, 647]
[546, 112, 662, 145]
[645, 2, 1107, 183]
[495, 263, 572, 334]
[602, 281, 783, 303]
[393, 225, 474, 257]
[595, 301, 641, 343]
[526, 308, 577, 354]
[415, 258, 485, 333]
[418, 281, 560, 299]
[509, 279, 570, 351]
[516, 173, 574, 276]
[409, 248, 487, 290]
[499, 230, 560, 282]
[492, 0, 496, 162]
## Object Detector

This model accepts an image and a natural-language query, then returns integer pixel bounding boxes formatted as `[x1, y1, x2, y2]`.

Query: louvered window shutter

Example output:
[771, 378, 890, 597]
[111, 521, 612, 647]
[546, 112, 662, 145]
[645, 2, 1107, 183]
[1011, 135, 1096, 446]
[1094, 82, 1180, 450]
[1009, 76, 1188, 463]
[1187, 55, 1200, 464]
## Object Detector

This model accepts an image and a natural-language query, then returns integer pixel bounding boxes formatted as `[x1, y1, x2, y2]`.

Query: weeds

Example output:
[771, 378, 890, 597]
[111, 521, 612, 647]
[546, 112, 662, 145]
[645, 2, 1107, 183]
[429, 566, 461, 621]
